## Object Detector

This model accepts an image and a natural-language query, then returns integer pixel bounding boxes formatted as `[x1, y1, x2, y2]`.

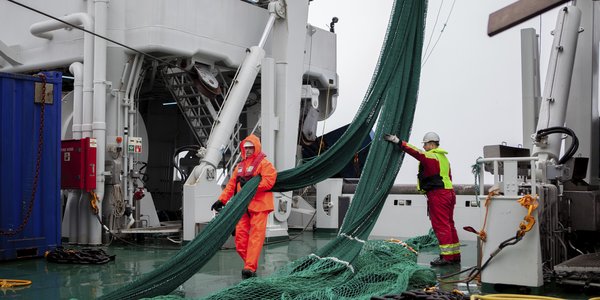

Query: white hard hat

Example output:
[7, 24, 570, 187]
[243, 141, 254, 148]
[422, 132, 440, 143]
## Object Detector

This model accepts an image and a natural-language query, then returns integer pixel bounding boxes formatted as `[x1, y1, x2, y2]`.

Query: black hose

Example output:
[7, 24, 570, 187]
[535, 126, 579, 165]
[172, 145, 201, 182]
[448, 232, 523, 284]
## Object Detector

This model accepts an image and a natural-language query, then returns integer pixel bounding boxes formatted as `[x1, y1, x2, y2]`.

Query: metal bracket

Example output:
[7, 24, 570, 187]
[278, 198, 288, 213]
[206, 167, 215, 181]
[322, 194, 333, 216]
[34, 82, 54, 104]
[269, 0, 286, 19]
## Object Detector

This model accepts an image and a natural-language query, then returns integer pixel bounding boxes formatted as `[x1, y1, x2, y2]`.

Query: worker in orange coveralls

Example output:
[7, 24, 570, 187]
[211, 134, 277, 279]
[384, 132, 461, 266]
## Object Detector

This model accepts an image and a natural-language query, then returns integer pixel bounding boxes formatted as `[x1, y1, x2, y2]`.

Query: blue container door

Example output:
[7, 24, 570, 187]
[0, 72, 62, 260]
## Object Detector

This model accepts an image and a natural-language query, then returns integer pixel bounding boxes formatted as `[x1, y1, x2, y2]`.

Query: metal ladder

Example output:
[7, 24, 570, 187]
[161, 65, 220, 147]
[161, 63, 251, 173]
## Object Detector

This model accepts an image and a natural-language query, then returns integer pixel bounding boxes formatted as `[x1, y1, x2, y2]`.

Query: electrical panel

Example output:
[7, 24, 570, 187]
[61, 137, 97, 190]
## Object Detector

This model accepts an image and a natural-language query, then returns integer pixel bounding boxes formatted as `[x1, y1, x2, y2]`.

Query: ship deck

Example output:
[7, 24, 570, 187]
[0, 230, 595, 299]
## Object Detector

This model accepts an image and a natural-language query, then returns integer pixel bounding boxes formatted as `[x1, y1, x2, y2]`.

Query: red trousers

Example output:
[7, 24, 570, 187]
[427, 189, 461, 261]
[235, 210, 269, 272]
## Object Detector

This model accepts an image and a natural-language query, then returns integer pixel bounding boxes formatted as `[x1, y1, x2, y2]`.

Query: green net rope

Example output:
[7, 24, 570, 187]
[101, 0, 428, 299]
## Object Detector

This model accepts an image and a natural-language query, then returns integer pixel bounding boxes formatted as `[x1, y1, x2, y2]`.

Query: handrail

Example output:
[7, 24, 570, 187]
[476, 157, 539, 163]
[476, 156, 539, 197]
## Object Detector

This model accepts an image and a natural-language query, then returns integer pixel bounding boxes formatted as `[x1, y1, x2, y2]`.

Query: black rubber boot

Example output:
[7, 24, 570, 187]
[241, 269, 256, 279]
[430, 256, 460, 266]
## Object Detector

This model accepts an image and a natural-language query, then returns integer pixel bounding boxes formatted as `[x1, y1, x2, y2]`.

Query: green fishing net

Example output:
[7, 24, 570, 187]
[203, 235, 437, 300]
[101, 0, 428, 299]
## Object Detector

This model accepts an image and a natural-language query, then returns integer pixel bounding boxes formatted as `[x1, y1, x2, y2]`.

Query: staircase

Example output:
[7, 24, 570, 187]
[161, 64, 221, 147]
[161, 62, 250, 175]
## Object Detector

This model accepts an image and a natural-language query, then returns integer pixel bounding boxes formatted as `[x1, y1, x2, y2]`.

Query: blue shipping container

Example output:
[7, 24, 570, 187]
[0, 72, 62, 260]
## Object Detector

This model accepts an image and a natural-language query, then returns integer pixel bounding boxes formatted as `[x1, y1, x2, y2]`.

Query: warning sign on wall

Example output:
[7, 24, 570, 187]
[128, 137, 143, 153]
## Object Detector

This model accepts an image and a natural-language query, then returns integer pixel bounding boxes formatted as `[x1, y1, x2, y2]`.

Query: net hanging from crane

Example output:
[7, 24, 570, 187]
[100, 0, 430, 299]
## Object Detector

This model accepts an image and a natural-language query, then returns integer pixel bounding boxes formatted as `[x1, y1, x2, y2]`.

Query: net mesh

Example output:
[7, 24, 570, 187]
[100, 0, 428, 299]
[203, 234, 438, 300]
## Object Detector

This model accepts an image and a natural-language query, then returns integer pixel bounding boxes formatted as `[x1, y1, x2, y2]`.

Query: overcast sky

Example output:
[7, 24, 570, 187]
[308, 0, 566, 184]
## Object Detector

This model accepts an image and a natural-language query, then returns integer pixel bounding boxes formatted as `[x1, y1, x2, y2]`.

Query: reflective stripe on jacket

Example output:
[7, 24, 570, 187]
[219, 134, 277, 212]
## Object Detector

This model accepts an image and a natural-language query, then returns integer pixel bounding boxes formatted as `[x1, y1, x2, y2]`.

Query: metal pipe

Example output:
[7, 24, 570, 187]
[117, 61, 130, 142]
[128, 56, 144, 215]
[70, 62, 84, 140]
[77, 192, 90, 244]
[63, 190, 80, 243]
[63, 62, 84, 242]
[258, 13, 277, 48]
[82, 0, 95, 140]
[89, 0, 109, 245]
[122, 55, 140, 215]
[476, 157, 540, 163]
[533, 7, 582, 160]
[29, 13, 92, 40]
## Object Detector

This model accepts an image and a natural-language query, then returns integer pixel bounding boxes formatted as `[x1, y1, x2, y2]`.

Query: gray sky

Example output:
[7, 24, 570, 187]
[308, 0, 565, 184]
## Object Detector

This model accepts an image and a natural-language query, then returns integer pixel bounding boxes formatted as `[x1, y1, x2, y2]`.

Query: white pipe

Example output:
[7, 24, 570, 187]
[124, 56, 140, 100]
[29, 12, 94, 140]
[122, 55, 139, 211]
[117, 61, 130, 139]
[63, 62, 84, 242]
[128, 57, 144, 224]
[89, 0, 109, 245]
[258, 13, 277, 48]
[118, 59, 132, 214]
[30, 13, 92, 40]
[77, 192, 89, 244]
[81, 0, 94, 141]
[476, 157, 539, 163]
[62, 190, 79, 241]
[69, 62, 84, 140]
[1, 58, 82, 74]
[123, 56, 139, 219]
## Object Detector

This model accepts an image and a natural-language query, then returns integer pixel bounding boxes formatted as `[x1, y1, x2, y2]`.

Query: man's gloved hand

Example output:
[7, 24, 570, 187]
[384, 134, 400, 144]
[238, 177, 248, 187]
[211, 200, 225, 212]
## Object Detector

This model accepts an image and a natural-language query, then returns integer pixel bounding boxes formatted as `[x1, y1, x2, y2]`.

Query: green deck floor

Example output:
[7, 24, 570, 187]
[0, 231, 595, 299]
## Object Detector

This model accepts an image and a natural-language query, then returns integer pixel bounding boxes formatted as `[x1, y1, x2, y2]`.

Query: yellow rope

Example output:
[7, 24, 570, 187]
[0, 279, 32, 288]
[478, 186, 500, 242]
[385, 238, 418, 254]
